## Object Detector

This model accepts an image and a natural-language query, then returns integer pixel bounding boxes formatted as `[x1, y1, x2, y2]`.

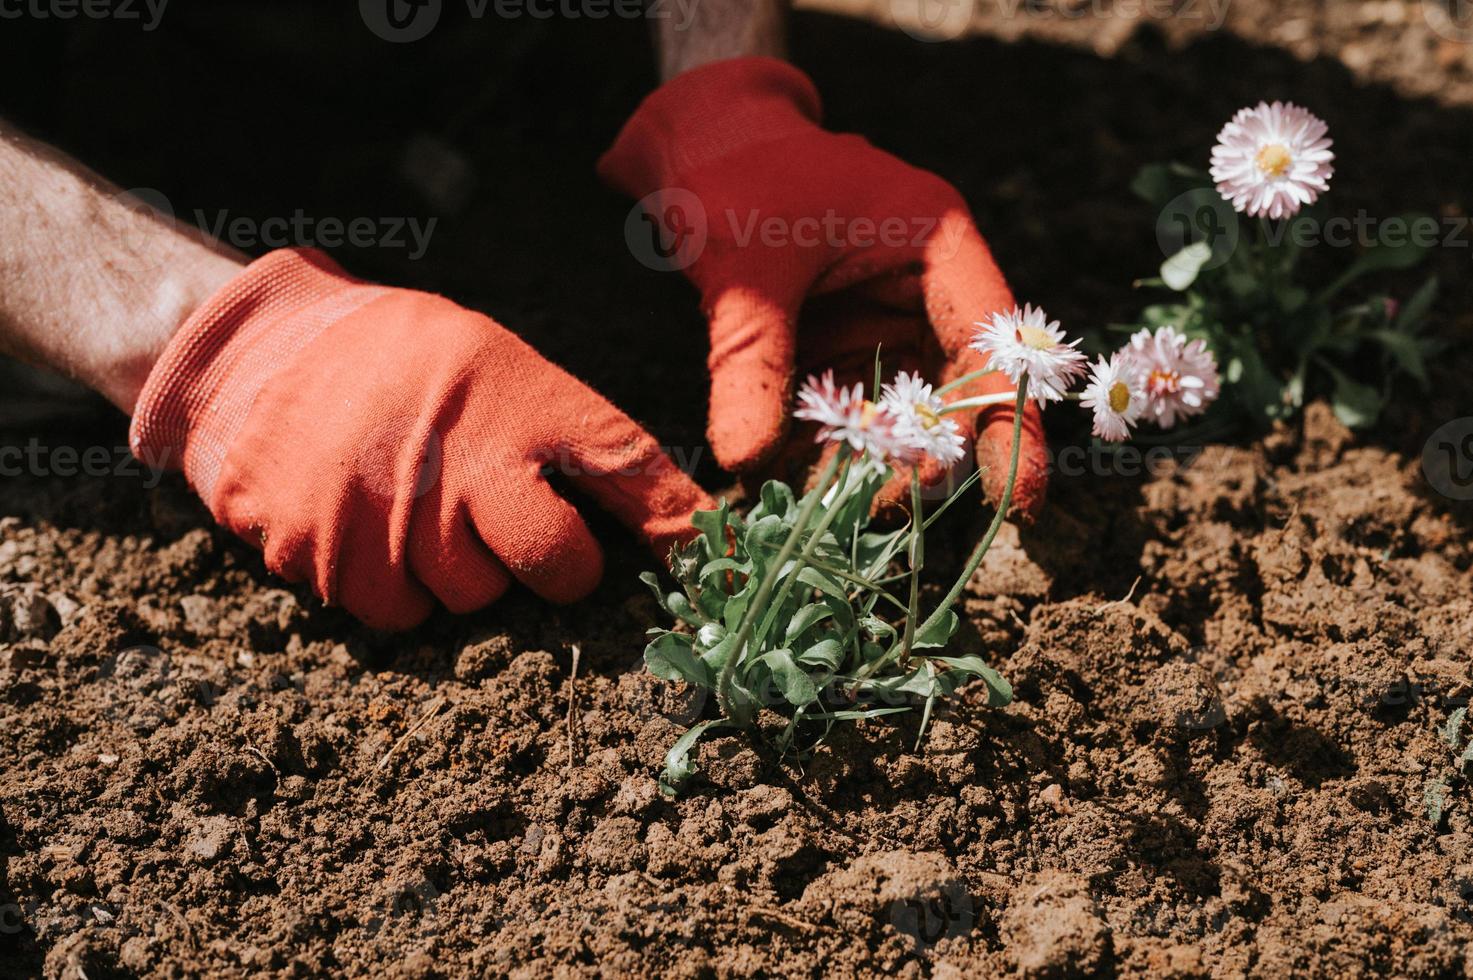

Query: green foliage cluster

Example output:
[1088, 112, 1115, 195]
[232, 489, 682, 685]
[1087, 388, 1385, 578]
[1426, 706, 1473, 828]
[641, 463, 1011, 795]
[1128, 163, 1441, 433]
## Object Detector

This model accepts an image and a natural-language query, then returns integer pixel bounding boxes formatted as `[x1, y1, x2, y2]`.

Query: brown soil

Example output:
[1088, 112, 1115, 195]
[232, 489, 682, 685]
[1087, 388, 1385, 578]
[4, 4, 1473, 977]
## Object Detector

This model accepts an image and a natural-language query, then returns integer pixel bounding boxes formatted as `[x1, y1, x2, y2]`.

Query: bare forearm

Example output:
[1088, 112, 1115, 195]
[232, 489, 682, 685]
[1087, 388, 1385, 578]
[655, 0, 788, 79]
[0, 123, 244, 413]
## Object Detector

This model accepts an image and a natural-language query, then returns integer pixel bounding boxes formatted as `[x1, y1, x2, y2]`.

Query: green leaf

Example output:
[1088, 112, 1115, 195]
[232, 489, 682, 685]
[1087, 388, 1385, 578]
[695, 622, 727, 651]
[913, 609, 959, 649]
[702, 633, 741, 674]
[1442, 707, 1467, 748]
[826, 463, 890, 546]
[759, 649, 819, 706]
[859, 615, 897, 644]
[698, 556, 747, 583]
[753, 480, 797, 523]
[639, 571, 676, 617]
[1354, 214, 1434, 273]
[931, 656, 1013, 707]
[856, 528, 909, 578]
[1224, 270, 1260, 300]
[658, 720, 732, 796]
[743, 514, 789, 577]
[644, 632, 713, 688]
[1369, 329, 1429, 386]
[1130, 163, 1176, 208]
[1130, 161, 1209, 208]
[805, 706, 912, 722]
[689, 500, 730, 559]
[722, 590, 750, 633]
[784, 603, 834, 644]
[1160, 241, 1214, 291]
[1276, 284, 1308, 313]
[1426, 777, 1450, 829]
[1141, 303, 1191, 327]
[1321, 363, 1384, 429]
[1395, 276, 1438, 335]
[1226, 342, 1288, 425]
[797, 637, 845, 672]
[1320, 214, 1433, 302]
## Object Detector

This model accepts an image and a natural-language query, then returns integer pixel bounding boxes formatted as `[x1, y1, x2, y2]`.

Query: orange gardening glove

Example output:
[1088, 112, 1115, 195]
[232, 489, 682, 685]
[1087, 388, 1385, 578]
[599, 56, 1048, 519]
[130, 248, 712, 630]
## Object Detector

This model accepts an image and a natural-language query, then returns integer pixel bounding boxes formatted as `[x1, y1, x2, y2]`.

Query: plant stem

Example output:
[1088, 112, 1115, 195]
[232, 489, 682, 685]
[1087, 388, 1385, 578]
[940, 392, 1016, 414]
[1316, 266, 1359, 306]
[753, 457, 858, 645]
[935, 366, 1000, 398]
[853, 374, 1029, 685]
[897, 469, 924, 669]
[715, 449, 846, 723]
[913, 375, 1029, 641]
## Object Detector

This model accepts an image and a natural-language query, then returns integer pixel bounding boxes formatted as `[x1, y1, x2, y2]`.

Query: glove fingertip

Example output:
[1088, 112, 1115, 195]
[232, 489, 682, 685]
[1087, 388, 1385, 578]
[708, 411, 789, 473]
[976, 416, 1050, 525]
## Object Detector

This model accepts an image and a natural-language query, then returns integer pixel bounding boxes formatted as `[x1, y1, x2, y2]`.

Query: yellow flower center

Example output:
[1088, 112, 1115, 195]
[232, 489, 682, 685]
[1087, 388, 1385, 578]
[1147, 369, 1181, 395]
[1108, 381, 1131, 414]
[1255, 143, 1293, 178]
[859, 400, 881, 427]
[1016, 324, 1054, 350]
[914, 403, 942, 430]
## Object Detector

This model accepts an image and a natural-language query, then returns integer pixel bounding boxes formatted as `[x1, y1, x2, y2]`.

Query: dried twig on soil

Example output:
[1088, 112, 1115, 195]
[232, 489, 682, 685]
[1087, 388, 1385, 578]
[565, 643, 581, 771]
[1092, 575, 1142, 616]
[374, 695, 447, 775]
[744, 905, 824, 934]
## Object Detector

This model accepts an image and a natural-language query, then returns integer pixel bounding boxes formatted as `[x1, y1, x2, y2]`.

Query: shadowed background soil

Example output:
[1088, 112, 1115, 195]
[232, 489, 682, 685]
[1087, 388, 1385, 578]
[2, 2, 1473, 976]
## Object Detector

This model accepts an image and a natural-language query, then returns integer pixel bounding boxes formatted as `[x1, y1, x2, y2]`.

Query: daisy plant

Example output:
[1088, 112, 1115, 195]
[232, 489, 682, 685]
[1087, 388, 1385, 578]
[641, 306, 1109, 794]
[1130, 100, 1441, 432]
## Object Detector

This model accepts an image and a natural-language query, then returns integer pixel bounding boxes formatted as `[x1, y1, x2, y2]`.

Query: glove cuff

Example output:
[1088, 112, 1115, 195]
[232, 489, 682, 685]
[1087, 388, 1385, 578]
[598, 56, 823, 199]
[129, 247, 389, 499]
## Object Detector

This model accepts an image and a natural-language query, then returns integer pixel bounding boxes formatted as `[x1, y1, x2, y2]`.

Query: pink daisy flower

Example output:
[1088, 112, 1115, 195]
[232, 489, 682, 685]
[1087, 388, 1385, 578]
[1124, 326, 1221, 429]
[879, 371, 967, 467]
[969, 304, 1088, 406]
[1209, 101, 1334, 220]
[794, 371, 906, 460]
[1079, 353, 1146, 443]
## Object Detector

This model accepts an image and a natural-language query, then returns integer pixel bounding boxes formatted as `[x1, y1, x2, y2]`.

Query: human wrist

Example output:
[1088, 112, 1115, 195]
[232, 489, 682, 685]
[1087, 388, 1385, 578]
[655, 0, 788, 80]
[97, 243, 246, 414]
[0, 124, 249, 414]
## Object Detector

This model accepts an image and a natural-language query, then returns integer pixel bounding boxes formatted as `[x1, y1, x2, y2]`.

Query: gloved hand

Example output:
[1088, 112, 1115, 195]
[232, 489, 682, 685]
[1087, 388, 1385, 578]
[599, 56, 1048, 519]
[130, 248, 712, 630]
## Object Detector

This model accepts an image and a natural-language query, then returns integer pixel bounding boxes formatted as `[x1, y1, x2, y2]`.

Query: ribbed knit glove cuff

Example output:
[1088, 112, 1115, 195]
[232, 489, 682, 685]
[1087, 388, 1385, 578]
[129, 248, 388, 501]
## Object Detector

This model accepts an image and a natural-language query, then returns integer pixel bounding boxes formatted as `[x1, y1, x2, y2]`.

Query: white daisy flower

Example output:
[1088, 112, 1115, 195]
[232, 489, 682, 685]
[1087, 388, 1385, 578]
[879, 371, 967, 467]
[1209, 101, 1334, 220]
[969, 304, 1088, 405]
[1124, 326, 1221, 429]
[1079, 352, 1146, 443]
[794, 371, 905, 460]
